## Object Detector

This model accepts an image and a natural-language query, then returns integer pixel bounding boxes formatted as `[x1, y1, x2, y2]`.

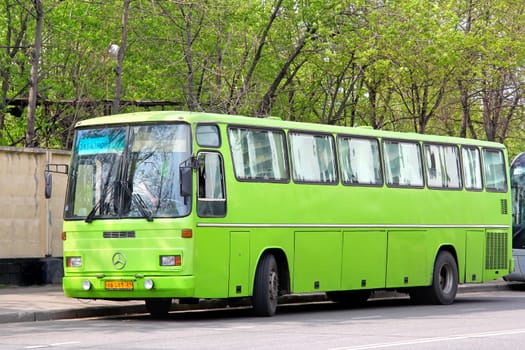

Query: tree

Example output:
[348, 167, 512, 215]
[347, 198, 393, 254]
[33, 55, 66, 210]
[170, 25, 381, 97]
[112, 0, 131, 115]
[379, 1, 460, 134]
[0, 0, 30, 144]
[25, 0, 43, 147]
[453, 0, 525, 148]
[1, 0, 524, 152]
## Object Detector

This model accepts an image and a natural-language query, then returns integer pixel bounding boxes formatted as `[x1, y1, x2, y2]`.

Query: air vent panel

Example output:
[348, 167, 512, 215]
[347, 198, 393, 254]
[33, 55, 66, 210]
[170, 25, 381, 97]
[485, 231, 507, 270]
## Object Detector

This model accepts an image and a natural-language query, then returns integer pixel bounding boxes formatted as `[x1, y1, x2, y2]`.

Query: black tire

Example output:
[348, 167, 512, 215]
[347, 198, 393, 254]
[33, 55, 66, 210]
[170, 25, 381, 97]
[252, 254, 279, 316]
[410, 251, 458, 305]
[145, 298, 172, 317]
[326, 290, 371, 307]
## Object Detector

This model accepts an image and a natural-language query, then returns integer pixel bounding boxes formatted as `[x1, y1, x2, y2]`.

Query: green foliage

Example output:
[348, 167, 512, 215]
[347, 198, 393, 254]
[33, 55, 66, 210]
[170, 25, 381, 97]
[0, 0, 524, 151]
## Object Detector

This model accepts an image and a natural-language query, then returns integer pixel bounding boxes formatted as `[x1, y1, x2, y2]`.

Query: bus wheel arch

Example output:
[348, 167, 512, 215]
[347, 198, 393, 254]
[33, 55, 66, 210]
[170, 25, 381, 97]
[410, 247, 458, 305]
[252, 249, 290, 316]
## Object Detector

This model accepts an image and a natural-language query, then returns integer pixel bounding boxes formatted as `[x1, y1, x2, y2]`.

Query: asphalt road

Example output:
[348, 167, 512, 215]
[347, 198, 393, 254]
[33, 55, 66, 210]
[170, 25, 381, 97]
[2, 288, 525, 350]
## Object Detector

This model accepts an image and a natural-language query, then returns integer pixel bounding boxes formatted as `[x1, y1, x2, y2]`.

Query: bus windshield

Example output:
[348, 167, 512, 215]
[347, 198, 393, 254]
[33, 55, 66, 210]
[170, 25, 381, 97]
[64, 123, 192, 221]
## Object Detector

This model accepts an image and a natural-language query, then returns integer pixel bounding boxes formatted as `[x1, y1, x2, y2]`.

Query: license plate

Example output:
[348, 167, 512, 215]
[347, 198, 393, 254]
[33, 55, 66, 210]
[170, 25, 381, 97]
[105, 280, 134, 290]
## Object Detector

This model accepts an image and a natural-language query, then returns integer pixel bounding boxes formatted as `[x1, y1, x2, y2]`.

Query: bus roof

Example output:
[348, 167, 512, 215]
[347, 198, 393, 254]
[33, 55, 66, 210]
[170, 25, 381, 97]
[75, 110, 505, 149]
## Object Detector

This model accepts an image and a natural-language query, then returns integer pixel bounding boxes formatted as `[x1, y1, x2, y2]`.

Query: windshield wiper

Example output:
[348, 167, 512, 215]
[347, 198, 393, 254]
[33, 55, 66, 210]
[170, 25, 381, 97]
[133, 193, 154, 222]
[85, 182, 114, 223]
[118, 180, 153, 222]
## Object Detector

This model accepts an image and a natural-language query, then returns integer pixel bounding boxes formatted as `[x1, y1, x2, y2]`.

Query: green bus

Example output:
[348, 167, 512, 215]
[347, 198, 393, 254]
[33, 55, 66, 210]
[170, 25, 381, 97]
[50, 111, 512, 316]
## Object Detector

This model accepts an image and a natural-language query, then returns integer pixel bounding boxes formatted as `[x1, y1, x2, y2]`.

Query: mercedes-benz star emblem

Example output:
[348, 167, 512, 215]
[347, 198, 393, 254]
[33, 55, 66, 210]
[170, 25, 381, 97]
[112, 252, 127, 270]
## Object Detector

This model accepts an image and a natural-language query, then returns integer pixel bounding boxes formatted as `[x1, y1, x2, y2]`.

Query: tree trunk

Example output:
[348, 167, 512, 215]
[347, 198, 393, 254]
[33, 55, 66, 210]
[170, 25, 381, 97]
[256, 31, 307, 117]
[230, 0, 283, 114]
[26, 0, 43, 147]
[112, 0, 131, 115]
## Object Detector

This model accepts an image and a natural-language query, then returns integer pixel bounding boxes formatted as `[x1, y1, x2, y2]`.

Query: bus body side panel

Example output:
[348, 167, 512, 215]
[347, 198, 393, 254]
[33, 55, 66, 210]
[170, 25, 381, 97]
[386, 230, 429, 288]
[228, 231, 250, 297]
[248, 228, 294, 295]
[465, 230, 484, 283]
[192, 226, 229, 298]
[293, 231, 342, 293]
[341, 230, 387, 290]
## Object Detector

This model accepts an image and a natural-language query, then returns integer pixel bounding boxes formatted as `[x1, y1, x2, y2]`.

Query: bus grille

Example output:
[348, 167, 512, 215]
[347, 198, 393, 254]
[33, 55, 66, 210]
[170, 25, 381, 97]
[485, 231, 508, 270]
[501, 199, 508, 215]
[103, 231, 136, 238]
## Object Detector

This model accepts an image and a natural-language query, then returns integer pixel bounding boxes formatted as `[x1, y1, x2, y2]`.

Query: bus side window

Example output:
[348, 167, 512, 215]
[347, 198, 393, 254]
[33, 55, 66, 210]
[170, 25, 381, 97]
[383, 140, 424, 187]
[462, 147, 483, 190]
[228, 127, 288, 182]
[289, 132, 337, 184]
[338, 136, 382, 186]
[196, 124, 221, 147]
[197, 152, 226, 217]
[424, 144, 462, 189]
[483, 148, 507, 192]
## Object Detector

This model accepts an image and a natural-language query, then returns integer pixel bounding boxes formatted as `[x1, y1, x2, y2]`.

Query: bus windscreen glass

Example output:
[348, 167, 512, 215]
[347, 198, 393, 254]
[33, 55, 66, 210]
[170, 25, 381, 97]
[65, 124, 192, 220]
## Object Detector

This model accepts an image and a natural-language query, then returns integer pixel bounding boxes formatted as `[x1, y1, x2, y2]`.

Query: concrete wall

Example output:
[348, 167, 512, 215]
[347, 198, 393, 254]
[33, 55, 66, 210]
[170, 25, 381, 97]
[0, 146, 70, 284]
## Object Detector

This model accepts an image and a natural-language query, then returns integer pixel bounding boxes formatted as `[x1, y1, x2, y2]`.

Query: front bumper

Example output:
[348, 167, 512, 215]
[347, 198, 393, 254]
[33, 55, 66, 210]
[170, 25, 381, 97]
[63, 275, 195, 299]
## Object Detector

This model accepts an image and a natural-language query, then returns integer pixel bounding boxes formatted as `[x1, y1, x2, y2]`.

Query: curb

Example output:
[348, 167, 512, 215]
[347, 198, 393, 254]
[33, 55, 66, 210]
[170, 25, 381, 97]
[0, 305, 147, 324]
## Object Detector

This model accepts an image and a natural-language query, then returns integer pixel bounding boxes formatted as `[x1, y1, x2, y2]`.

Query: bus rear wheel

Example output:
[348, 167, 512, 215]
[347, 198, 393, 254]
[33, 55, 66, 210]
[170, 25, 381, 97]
[252, 254, 279, 316]
[410, 251, 458, 305]
[145, 298, 172, 317]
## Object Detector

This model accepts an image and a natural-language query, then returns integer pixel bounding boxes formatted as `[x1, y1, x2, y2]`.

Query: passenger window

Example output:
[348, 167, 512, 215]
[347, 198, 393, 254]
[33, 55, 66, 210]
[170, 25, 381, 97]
[338, 136, 382, 186]
[228, 127, 288, 182]
[197, 152, 226, 217]
[462, 147, 483, 190]
[196, 124, 220, 147]
[290, 132, 337, 184]
[424, 144, 462, 189]
[383, 140, 423, 187]
[483, 149, 507, 192]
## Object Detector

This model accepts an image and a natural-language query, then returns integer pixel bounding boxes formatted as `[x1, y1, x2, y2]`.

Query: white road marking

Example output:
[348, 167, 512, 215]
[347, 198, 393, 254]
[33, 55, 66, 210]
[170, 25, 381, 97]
[24, 342, 80, 349]
[351, 315, 383, 320]
[330, 329, 525, 350]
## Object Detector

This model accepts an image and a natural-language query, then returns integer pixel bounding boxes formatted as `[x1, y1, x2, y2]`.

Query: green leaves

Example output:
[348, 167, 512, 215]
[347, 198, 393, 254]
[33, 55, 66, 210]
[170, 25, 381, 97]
[0, 0, 524, 154]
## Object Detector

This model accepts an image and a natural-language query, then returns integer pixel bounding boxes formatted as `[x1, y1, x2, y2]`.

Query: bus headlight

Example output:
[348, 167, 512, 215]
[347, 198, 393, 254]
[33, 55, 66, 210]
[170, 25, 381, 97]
[82, 280, 91, 291]
[160, 255, 181, 266]
[144, 279, 154, 290]
[66, 256, 82, 267]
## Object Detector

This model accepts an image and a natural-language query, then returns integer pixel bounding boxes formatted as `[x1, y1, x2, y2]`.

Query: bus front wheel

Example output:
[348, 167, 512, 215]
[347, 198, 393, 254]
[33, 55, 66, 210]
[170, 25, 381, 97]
[252, 254, 279, 316]
[145, 298, 172, 317]
[410, 251, 458, 305]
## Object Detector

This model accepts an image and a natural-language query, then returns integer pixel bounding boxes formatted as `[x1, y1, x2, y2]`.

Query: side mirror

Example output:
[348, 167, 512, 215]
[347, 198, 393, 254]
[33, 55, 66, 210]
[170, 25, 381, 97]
[180, 167, 192, 197]
[45, 172, 53, 199]
[46, 163, 68, 174]
[44, 163, 69, 199]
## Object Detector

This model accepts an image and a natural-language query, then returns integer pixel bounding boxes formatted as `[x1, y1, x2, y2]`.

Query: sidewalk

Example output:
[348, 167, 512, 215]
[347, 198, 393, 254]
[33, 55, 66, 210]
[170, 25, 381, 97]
[0, 279, 519, 324]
